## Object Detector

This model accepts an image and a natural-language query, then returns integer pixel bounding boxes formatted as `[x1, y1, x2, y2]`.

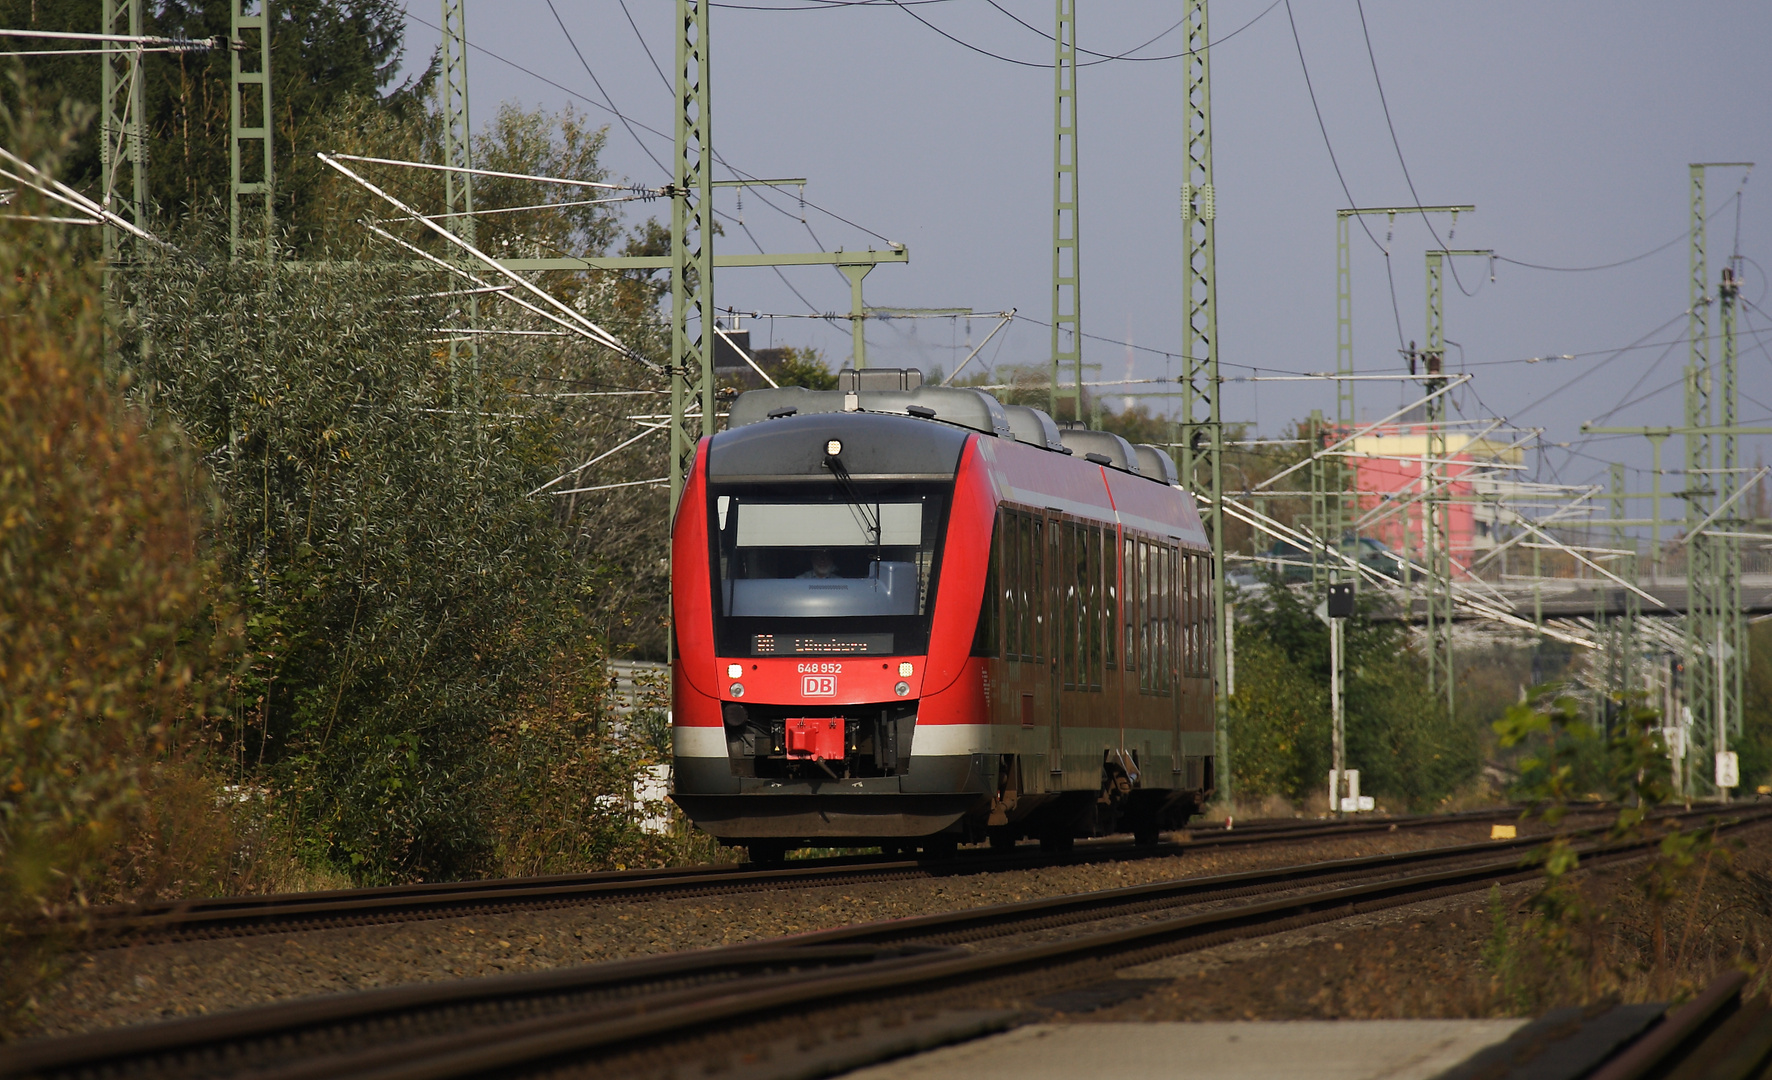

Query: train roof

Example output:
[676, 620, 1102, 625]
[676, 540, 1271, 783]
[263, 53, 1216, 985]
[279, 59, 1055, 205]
[710, 410, 969, 483]
[726, 367, 1180, 488]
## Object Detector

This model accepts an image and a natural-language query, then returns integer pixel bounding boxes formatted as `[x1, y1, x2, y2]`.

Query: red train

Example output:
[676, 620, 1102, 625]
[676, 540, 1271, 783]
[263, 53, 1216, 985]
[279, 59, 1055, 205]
[670, 368, 1216, 861]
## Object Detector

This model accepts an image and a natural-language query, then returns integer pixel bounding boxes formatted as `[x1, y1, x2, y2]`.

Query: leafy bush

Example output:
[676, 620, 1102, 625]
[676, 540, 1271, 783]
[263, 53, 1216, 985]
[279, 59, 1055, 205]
[1227, 577, 1478, 809]
[1487, 684, 1731, 1006]
[120, 241, 588, 883]
[0, 100, 234, 1032]
[114, 93, 687, 884]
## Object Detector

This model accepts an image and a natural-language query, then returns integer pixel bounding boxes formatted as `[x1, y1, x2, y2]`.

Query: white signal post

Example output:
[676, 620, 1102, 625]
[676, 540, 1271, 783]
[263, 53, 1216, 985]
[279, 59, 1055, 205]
[1322, 583, 1355, 814]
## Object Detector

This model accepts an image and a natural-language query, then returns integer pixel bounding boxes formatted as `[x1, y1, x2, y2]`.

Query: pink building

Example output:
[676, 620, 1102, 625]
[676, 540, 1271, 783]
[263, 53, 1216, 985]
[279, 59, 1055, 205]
[1349, 427, 1520, 578]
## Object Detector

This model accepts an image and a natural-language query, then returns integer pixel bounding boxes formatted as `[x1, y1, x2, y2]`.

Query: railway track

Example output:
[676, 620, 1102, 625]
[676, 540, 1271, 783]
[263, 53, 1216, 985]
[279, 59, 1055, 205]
[81, 804, 1537, 944]
[10, 804, 1763, 1080]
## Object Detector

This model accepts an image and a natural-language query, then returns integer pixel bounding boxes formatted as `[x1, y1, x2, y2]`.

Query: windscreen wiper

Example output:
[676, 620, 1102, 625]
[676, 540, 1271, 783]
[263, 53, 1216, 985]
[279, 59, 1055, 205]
[823, 453, 882, 554]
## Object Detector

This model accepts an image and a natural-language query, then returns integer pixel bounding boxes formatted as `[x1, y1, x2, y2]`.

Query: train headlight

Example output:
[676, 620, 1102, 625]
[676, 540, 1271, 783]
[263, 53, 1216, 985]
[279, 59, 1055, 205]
[727, 663, 743, 678]
[897, 662, 913, 677]
[730, 683, 745, 698]
[825, 439, 842, 457]
[894, 681, 910, 697]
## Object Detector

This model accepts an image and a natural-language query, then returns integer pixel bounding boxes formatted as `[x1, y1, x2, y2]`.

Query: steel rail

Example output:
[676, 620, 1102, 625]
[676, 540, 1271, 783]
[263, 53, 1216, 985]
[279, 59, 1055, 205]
[194, 809, 1772, 1080]
[78, 805, 1536, 944]
[0, 945, 936, 1080]
[11, 807, 1762, 1080]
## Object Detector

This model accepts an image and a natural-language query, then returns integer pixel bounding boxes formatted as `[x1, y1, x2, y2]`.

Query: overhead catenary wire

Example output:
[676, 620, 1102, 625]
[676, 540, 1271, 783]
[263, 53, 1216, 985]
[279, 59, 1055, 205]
[529, 425, 667, 497]
[754, 0, 1284, 69]
[544, 0, 672, 180]
[358, 219, 638, 354]
[408, 8, 899, 252]
[1496, 177, 1752, 273]
[438, 3, 896, 322]
[321, 154, 656, 370]
[1282, 0, 1406, 351]
[326, 153, 657, 192]
[1352, 0, 1480, 300]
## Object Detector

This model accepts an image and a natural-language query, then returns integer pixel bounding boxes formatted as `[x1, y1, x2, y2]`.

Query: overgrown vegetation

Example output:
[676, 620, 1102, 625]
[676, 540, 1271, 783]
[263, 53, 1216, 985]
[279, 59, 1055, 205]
[1482, 684, 1750, 1009]
[0, 94, 241, 1033]
[0, 25, 727, 1031]
[1224, 575, 1479, 810]
[0, 0, 424, 251]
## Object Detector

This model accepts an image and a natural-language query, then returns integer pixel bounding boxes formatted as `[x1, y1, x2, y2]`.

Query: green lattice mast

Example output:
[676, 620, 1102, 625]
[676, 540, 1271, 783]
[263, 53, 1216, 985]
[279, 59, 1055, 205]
[1179, 0, 1228, 800]
[1050, 0, 1083, 423]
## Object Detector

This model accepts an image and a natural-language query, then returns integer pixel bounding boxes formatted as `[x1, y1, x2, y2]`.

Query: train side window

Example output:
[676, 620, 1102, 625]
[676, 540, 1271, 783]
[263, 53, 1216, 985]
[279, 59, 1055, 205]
[1103, 527, 1118, 672]
[1194, 553, 1205, 675]
[974, 514, 1000, 658]
[1060, 522, 1076, 691]
[1022, 511, 1036, 662]
[1084, 523, 1100, 691]
[1031, 514, 1045, 665]
[1084, 524, 1100, 690]
[1170, 545, 1183, 693]
[1160, 544, 1177, 696]
[1084, 524, 1098, 688]
[1141, 535, 1155, 691]
[1121, 535, 1136, 672]
[1000, 508, 1017, 661]
[1186, 552, 1201, 678]
[1150, 544, 1164, 695]
[1187, 551, 1213, 678]
[1180, 552, 1193, 677]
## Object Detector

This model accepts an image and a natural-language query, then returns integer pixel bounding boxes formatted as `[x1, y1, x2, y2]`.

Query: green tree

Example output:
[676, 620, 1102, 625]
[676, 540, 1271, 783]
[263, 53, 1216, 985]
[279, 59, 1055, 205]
[115, 90, 681, 881]
[0, 0, 424, 249]
[1227, 575, 1478, 808]
[770, 345, 837, 390]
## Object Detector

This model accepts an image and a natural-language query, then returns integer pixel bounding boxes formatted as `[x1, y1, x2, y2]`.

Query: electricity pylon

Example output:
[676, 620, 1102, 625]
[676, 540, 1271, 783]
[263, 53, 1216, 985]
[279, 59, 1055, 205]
[440, 0, 480, 399]
[1420, 247, 1489, 719]
[1325, 207, 1473, 596]
[669, 0, 716, 500]
[659, 2, 909, 504]
[1050, 0, 1084, 424]
[229, 0, 273, 259]
[1682, 162, 1753, 798]
[1580, 162, 1755, 798]
[101, 0, 148, 263]
[1179, 0, 1228, 802]
[1600, 461, 1639, 715]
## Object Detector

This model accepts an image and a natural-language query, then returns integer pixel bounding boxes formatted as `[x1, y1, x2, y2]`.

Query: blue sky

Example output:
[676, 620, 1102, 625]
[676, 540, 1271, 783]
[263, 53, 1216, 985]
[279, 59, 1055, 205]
[401, 0, 1772, 513]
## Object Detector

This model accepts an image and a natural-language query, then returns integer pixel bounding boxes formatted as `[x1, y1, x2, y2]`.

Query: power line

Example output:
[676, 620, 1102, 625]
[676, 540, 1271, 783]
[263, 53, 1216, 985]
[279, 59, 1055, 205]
[1283, 0, 1405, 350]
[711, 0, 953, 9]
[407, 9, 899, 251]
[1353, 0, 1476, 300]
[617, 0, 676, 95]
[974, 0, 1283, 66]
[1509, 309, 1690, 421]
[1460, 323, 1772, 367]
[1496, 181, 1750, 273]
[545, 0, 671, 179]
[834, 0, 1281, 69]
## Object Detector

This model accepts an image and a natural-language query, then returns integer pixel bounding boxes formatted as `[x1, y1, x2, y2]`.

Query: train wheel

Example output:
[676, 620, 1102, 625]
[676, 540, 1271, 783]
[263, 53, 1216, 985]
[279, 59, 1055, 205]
[1132, 825, 1161, 847]
[1038, 833, 1074, 854]
[747, 841, 788, 865]
[988, 830, 1017, 852]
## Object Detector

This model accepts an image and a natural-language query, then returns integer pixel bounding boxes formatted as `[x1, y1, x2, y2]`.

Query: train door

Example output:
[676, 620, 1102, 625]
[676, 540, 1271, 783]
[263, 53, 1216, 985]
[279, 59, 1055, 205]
[1175, 548, 1189, 776]
[1045, 509, 1064, 783]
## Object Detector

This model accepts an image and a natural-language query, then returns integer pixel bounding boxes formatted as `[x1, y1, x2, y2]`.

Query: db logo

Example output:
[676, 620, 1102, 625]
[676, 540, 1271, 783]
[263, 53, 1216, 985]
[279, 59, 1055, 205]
[802, 675, 837, 697]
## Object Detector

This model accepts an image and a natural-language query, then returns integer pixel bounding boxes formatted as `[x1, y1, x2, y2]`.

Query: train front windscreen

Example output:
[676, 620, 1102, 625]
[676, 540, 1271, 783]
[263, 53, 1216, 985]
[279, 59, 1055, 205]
[709, 482, 952, 658]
